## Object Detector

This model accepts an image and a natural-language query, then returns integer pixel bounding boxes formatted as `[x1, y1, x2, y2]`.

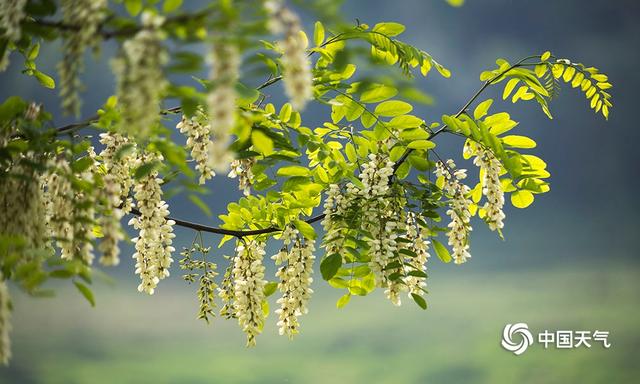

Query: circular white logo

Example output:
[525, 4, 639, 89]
[501, 323, 534, 355]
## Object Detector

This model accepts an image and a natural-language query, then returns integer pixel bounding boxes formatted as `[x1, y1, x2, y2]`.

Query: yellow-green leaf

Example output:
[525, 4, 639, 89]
[277, 165, 310, 177]
[313, 21, 325, 46]
[293, 219, 316, 240]
[251, 130, 274, 155]
[501, 135, 537, 149]
[473, 99, 493, 120]
[407, 140, 435, 150]
[511, 190, 534, 208]
[374, 100, 413, 117]
[336, 293, 351, 309]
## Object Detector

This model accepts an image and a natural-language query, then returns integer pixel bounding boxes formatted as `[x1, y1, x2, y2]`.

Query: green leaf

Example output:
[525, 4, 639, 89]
[360, 84, 398, 103]
[320, 253, 342, 280]
[432, 239, 452, 263]
[73, 281, 95, 307]
[502, 79, 520, 100]
[407, 140, 435, 150]
[372, 22, 406, 37]
[251, 130, 274, 155]
[163, 0, 182, 13]
[264, 282, 278, 297]
[473, 99, 493, 120]
[277, 165, 310, 177]
[502, 135, 537, 149]
[34, 70, 55, 89]
[293, 219, 316, 240]
[134, 160, 161, 179]
[124, 0, 142, 16]
[411, 293, 427, 309]
[511, 190, 534, 208]
[374, 100, 413, 117]
[313, 21, 325, 46]
[336, 293, 351, 309]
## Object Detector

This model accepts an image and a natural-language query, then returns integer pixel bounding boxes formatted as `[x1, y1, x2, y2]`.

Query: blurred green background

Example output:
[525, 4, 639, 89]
[2, 0, 640, 383]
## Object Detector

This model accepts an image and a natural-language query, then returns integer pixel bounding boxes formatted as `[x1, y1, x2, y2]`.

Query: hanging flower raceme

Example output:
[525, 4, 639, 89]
[228, 158, 255, 196]
[402, 212, 430, 297]
[111, 12, 168, 140]
[0, 0, 27, 71]
[472, 147, 505, 231]
[0, 273, 11, 366]
[98, 174, 124, 266]
[232, 240, 267, 346]
[272, 226, 315, 338]
[98, 132, 136, 214]
[207, 40, 239, 172]
[264, 0, 313, 110]
[128, 152, 175, 294]
[176, 113, 216, 184]
[58, 0, 106, 116]
[46, 158, 75, 259]
[0, 160, 48, 252]
[435, 160, 473, 264]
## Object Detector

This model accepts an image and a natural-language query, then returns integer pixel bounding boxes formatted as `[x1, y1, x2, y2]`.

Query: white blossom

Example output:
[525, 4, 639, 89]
[129, 152, 175, 294]
[98, 174, 124, 266]
[233, 240, 266, 346]
[207, 40, 239, 172]
[0, 274, 11, 365]
[58, 0, 106, 116]
[272, 227, 315, 338]
[435, 160, 473, 264]
[0, 160, 48, 252]
[0, 0, 26, 71]
[177, 113, 216, 184]
[403, 212, 430, 297]
[265, 1, 313, 110]
[228, 158, 255, 196]
[473, 147, 505, 231]
[111, 12, 167, 139]
[46, 159, 75, 259]
[98, 132, 136, 213]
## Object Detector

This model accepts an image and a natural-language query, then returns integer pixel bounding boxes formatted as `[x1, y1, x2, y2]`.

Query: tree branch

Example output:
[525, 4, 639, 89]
[29, 9, 214, 40]
[128, 207, 325, 238]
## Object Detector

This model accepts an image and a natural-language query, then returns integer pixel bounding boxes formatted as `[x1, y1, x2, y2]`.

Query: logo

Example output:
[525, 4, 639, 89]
[501, 323, 534, 355]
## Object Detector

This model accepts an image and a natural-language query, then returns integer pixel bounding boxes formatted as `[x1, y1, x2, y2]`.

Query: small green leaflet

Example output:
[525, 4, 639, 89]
[73, 281, 95, 307]
[320, 253, 342, 280]
[432, 239, 452, 263]
[293, 219, 316, 240]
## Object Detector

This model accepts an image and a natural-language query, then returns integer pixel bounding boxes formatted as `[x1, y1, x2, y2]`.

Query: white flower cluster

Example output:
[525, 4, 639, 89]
[0, 274, 11, 365]
[321, 183, 348, 255]
[322, 154, 407, 305]
[111, 12, 168, 139]
[46, 159, 75, 259]
[0, 0, 26, 71]
[207, 41, 239, 172]
[403, 212, 430, 296]
[264, 0, 313, 110]
[472, 147, 505, 231]
[58, 0, 106, 116]
[232, 240, 267, 346]
[128, 152, 175, 294]
[98, 174, 124, 266]
[98, 132, 136, 213]
[0, 163, 47, 252]
[71, 170, 97, 265]
[177, 114, 216, 184]
[228, 158, 255, 196]
[435, 160, 473, 264]
[272, 226, 315, 338]
[358, 154, 406, 304]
